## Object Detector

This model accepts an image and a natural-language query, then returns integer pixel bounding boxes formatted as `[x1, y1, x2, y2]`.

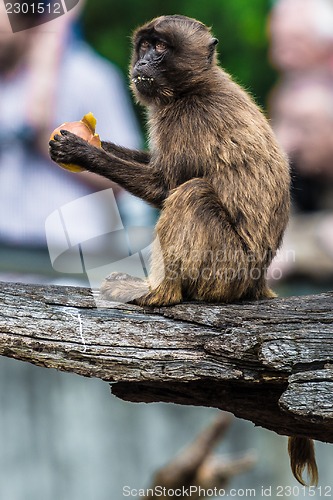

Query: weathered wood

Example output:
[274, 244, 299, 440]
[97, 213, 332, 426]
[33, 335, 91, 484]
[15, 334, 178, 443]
[0, 281, 332, 443]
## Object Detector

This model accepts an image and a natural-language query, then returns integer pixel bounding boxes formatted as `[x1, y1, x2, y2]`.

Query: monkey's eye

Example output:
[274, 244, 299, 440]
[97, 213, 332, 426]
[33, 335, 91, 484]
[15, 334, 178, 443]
[140, 40, 150, 51]
[155, 41, 167, 53]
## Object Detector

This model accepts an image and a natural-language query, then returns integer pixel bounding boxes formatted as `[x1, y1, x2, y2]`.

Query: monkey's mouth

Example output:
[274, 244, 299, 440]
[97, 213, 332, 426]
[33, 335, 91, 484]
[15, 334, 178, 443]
[131, 73, 157, 97]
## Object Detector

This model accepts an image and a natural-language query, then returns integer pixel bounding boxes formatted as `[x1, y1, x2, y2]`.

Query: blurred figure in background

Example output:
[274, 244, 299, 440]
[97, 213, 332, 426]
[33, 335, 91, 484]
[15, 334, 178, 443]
[268, 0, 333, 284]
[0, 5, 160, 500]
[0, 0, 153, 283]
[269, 0, 333, 75]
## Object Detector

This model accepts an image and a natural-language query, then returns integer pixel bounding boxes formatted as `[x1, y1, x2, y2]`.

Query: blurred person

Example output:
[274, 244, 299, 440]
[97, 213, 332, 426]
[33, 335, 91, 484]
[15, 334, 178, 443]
[269, 0, 333, 75]
[268, 0, 333, 283]
[269, 76, 333, 281]
[0, 0, 153, 282]
[272, 77, 333, 209]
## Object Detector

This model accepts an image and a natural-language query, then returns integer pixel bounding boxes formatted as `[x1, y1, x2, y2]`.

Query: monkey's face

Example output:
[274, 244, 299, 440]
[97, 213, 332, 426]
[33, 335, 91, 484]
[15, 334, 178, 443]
[130, 15, 218, 105]
[131, 35, 171, 102]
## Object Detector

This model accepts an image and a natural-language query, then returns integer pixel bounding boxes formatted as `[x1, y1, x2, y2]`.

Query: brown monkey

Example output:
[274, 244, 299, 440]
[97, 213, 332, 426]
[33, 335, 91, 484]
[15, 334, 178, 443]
[49, 15, 316, 485]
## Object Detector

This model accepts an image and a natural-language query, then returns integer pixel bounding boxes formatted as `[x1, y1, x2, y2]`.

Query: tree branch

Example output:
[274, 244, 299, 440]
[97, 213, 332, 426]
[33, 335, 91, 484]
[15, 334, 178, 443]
[145, 413, 256, 499]
[0, 281, 332, 442]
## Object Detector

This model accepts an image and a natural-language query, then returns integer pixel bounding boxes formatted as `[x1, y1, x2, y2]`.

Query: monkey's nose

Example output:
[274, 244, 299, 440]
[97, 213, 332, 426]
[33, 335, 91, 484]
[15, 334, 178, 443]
[135, 60, 150, 70]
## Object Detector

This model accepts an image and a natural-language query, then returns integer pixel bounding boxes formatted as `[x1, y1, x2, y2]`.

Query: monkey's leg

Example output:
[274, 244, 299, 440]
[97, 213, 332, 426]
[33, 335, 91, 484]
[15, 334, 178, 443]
[101, 179, 217, 306]
[133, 232, 183, 306]
[133, 178, 244, 307]
[99, 178, 273, 307]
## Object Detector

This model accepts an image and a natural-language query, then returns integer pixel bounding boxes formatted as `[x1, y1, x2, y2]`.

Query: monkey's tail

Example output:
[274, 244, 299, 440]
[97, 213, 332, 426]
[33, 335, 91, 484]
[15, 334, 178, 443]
[288, 436, 318, 486]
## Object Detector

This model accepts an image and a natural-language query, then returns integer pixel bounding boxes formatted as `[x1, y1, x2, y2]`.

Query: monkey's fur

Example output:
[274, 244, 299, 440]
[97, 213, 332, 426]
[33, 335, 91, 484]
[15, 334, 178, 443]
[49, 15, 316, 486]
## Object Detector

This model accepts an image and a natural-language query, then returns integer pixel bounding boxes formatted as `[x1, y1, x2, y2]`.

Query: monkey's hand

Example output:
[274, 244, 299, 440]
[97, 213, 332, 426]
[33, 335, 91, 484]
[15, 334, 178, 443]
[49, 129, 94, 169]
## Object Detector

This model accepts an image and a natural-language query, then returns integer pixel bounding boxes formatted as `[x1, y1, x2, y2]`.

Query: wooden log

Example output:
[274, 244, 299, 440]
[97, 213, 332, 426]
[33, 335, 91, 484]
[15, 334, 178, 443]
[0, 281, 332, 442]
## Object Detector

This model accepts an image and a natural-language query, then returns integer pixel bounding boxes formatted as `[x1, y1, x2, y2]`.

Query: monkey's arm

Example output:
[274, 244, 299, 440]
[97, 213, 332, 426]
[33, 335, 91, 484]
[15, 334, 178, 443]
[49, 130, 166, 208]
[101, 142, 151, 165]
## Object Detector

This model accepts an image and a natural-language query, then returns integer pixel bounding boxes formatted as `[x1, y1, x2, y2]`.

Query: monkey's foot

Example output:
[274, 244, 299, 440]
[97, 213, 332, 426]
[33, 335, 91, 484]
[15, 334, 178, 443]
[133, 285, 183, 307]
[261, 287, 277, 299]
[100, 272, 149, 303]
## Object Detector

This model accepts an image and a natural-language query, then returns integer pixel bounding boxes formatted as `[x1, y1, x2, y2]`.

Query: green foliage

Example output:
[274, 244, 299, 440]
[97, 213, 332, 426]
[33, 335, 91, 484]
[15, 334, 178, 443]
[82, 0, 276, 120]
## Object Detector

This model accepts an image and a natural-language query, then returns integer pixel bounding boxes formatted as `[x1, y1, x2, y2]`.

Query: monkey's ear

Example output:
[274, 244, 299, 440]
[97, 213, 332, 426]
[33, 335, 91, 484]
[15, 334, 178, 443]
[208, 38, 219, 63]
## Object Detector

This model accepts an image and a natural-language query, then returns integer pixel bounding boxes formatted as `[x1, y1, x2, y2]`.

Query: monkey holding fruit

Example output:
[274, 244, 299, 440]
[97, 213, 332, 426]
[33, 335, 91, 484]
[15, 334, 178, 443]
[49, 15, 317, 485]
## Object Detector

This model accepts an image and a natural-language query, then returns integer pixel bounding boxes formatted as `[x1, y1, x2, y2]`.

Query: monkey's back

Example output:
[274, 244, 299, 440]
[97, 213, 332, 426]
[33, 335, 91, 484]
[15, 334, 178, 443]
[150, 67, 290, 244]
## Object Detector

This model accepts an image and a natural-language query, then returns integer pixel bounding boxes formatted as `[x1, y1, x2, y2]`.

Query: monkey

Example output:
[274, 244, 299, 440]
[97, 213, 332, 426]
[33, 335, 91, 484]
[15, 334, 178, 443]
[49, 15, 317, 485]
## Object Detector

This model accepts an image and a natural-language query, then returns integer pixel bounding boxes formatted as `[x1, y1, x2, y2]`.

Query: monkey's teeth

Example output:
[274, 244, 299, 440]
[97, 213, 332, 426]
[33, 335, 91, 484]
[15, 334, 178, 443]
[132, 77, 154, 83]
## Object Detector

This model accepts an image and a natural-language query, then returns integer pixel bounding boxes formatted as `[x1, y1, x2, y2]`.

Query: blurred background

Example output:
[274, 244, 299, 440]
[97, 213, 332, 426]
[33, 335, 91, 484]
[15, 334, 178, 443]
[0, 0, 332, 498]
